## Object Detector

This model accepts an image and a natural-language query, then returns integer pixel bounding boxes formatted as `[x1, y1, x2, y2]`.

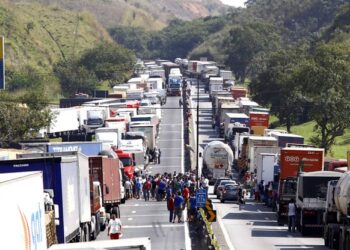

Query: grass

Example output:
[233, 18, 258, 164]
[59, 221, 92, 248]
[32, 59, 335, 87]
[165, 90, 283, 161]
[0, 1, 112, 100]
[276, 121, 350, 159]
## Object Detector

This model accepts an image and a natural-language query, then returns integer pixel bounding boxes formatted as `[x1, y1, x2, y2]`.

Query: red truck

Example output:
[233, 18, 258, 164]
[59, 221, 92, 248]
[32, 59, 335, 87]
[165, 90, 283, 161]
[113, 148, 135, 179]
[87, 155, 125, 239]
[231, 87, 248, 100]
[277, 147, 324, 225]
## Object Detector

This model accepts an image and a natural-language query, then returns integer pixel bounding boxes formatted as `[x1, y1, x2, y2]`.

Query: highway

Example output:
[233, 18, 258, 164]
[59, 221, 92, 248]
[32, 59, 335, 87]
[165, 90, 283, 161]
[191, 82, 328, 250]
[97, 97, 190, 250]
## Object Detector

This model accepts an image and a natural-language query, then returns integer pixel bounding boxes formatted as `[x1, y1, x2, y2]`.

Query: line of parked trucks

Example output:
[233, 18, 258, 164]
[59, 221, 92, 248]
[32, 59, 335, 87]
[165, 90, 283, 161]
[184, 58, 350, 248]
[0, 59, 180, 249]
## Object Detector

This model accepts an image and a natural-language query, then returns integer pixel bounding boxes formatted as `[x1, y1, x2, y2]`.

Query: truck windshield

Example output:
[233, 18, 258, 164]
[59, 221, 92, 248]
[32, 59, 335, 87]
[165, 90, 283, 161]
[282, 179, 297, 195]
[300, 176, 340, 199]
[87, 118, 103, 125]
[120, 158, 132, 166]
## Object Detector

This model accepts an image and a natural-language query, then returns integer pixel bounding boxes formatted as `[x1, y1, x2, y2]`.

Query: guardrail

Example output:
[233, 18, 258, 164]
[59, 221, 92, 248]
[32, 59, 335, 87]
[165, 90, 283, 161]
[198, 208, 220, 250]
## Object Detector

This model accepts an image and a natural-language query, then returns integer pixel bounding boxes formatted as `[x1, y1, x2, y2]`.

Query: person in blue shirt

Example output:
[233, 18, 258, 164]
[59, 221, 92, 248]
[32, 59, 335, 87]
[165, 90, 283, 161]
[188, 192, 197, 222]
[173, 191, 184, 223]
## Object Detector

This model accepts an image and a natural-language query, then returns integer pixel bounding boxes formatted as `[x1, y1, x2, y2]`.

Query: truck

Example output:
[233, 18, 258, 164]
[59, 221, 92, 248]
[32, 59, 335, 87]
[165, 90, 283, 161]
[268, 131, 304, 148]
[223, 113, 250, 138]
[216, 103, 241, 134]
[126, 89, 144, 101]
[87, 155, 124, 222]
[209, 77, 224, 99]
[167, 75, 182, 96]
[296, 171, 343, 236]
[129, 124, 156, 152]
[277, 147, 324, 226]
[225, 123, 250, 150]
[130, 114, 159, 133]
[49, 237, 151, 250]
[202, 141, 234, 184]
[118, 139, 145, 175]
[246, 136, 278, 169]
[0, 153, 91, 244]
[231, 87, 248, 100]
[83, 108, 107, 133]
[259, 153, 279, 184]
[113, 148, 135, 179]
[251, 146, 279, 179]
[43, 107, 81, 138]
[0, 171, 47, 249]
[323, 171, 350, 249]
[249, 111, 270, 136]
[95, 128, 120, 149]
[212, 96, 235, 128]
[163, 62, 181, 83]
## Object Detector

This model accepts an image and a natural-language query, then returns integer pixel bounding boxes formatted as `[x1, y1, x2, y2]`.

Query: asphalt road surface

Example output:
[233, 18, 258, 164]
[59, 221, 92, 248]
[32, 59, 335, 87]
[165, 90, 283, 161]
[97, 97, 189, 250]
[191, 82, 327, 250]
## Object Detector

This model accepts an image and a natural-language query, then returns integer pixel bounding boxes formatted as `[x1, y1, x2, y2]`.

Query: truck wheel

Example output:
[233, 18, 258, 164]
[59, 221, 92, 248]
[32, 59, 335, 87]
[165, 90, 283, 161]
[83, 224, 90, 242]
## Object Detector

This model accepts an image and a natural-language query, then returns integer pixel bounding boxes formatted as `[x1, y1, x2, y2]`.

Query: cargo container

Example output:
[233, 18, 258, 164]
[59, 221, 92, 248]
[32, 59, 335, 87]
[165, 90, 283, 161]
[259, 153, 278, 184]
[0, 171, 47, 249]
[0, 154, 91, 243]
[224, 113, 250, 137]
[277, 147, 324, 225]
[231, 87, 248, 100]
[269, 132, 304, 148]
[251, 146, 279, 177]
[249, 111, 269, 136]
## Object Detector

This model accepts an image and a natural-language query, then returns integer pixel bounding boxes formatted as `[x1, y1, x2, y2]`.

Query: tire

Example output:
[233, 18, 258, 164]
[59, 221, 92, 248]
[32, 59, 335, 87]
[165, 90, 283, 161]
[90, 215, 97, 241]
[220, 199, 224, 203]
[95, 213, 101, 235]
[83, 224, 89, 242]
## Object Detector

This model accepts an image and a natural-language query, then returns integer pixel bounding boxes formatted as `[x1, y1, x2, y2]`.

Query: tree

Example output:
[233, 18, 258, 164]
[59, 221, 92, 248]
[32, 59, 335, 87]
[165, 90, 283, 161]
[53, 59, 99, 97]
[224, 22, 280, 82]
[294, 42, 350, 154]
[250, 47, 306, 132]
[7, 67, 44, 91]
[79, 42, 136, 86]
[0, 91, 52, 145]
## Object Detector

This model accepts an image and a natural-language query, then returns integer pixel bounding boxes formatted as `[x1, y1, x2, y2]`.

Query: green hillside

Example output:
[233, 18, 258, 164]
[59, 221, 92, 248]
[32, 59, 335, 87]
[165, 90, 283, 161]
[0, 1, 112, 72]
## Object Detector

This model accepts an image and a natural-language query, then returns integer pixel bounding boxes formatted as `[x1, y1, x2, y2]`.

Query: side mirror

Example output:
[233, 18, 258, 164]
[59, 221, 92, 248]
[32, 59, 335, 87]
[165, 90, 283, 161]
[105, 185, 110, 194]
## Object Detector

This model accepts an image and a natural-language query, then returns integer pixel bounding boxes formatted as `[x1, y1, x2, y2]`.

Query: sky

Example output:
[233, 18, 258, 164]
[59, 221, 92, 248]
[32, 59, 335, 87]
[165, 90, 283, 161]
[220, 0, 246, 7]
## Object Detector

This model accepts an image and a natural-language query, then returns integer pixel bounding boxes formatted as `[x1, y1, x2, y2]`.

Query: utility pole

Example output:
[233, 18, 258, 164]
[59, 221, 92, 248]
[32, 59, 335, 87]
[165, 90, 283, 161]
[196, 78, 200, 182]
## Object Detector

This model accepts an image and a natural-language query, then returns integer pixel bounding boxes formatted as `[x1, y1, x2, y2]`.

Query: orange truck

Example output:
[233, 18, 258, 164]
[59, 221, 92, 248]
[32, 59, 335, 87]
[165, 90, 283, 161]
[249, 111, 269, 136]
[277, 147, 324, 225]
[231, 87, 248, 100]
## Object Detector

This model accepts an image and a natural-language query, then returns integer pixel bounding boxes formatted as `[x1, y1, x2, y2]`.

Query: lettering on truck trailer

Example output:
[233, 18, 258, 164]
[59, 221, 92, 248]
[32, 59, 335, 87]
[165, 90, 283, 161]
[19, 203, 44, 250]
[51, 146, 81, 153]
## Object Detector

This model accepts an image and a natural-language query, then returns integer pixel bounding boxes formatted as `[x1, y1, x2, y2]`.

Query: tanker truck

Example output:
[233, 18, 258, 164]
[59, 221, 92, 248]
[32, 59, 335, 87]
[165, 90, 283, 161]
[323, 171, 350, 249]
[202, 141, 234, 184]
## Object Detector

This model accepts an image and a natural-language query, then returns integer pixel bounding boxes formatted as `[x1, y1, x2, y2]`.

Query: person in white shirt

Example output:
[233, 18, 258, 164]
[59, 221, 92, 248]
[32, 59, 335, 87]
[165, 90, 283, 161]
[108, 214, 122, 240]
[288, 198, 296, 232]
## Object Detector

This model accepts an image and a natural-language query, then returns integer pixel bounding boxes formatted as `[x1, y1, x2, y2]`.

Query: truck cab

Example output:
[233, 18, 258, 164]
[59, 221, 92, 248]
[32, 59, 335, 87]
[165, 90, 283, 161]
[114, 149, 135, 179]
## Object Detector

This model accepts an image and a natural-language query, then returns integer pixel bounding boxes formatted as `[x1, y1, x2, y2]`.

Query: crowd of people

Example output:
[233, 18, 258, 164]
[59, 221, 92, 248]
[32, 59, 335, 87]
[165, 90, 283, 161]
[124, 171, 209, 223]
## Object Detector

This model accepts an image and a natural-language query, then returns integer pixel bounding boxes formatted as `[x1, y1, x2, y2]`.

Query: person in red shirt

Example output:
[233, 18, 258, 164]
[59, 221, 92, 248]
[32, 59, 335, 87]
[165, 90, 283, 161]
[167, 194, 175, 223]
[182, 185, 190, 203]
[143, 179, 151, 201]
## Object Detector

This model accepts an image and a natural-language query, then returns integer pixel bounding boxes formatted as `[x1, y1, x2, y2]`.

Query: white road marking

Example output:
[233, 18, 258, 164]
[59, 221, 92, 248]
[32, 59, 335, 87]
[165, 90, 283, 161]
[123, 224, 183, 229]
[121, 213, 168, 217]
[135, 204, 139, 207]
[217, 210, 235, 250]
[132, 211, 136, 214]
[128, 218, 133, 221]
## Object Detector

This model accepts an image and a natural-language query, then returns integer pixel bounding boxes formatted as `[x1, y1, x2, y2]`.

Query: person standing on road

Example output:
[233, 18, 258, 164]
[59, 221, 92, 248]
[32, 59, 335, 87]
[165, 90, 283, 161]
[179, 98, 183, 107]
[108, 214, 122, 240]
[143, 178, 151, 201]
[124, 179, 132, 199]
[167, 193, 175, 223]
[288, 198, 296, 232]
[157, 148, 161, 164]
[135, 178, 142, 199]
[173, 191, 184, 223]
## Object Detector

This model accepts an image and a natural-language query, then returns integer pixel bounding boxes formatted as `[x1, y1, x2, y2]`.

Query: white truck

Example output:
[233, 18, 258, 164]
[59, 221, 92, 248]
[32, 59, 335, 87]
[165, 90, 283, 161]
[256, 151, 279, 184]
[203, 141, 234, 183]
[250, 146, 279, 175]
[95, 128, 120, 149]
[119, 139, 145, 173]
[129, 124, 156, 152]
[43, 107, 80, 138]
[209, 77, 224, 97]
[83, 108, 107, 133]
[323, 171, 350, 249]
[0, 171, 47, 250]
[0, 153, 91, 244]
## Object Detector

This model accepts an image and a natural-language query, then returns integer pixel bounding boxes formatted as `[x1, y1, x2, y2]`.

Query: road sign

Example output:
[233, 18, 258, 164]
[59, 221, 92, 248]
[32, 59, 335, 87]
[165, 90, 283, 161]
[196, 189, 207, 208]
[206, 209, 217, 222]
[0, 36, 4, 90]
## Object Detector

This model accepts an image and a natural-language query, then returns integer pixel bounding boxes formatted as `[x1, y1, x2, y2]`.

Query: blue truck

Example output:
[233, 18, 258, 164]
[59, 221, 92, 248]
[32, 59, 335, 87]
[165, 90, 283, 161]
[0, 153, 91, 244]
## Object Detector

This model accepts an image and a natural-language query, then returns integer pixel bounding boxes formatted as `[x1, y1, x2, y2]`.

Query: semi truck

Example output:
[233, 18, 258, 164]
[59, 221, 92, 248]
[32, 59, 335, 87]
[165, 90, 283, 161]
[202, 141, 234, 184]
[223, 113, 249, 138]
[95, 128, 120, 148]
[259, 153, 279, 184]
[231, 87, 248, 100]
[129, 123, 156, 152]
[296, 171, 343, 236]
[249, 111, 270, 136]
[167, 75, 182, 96]
[268, 131, 304, 148]
[323, 171, 350, 249]
[118, 139, 145, 175]
[0, 153, 91, 244]
[87, 155, 124, 222]
[0, 171, 47, 249]
[276, 147, 324, 225]
[251, 146, 279, 179]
